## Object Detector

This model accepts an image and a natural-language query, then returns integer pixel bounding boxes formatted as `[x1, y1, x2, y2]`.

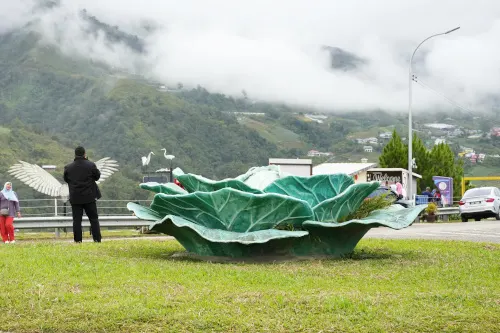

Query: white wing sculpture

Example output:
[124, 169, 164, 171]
[95, 158, 119, 183]
[8, 158, 119, 201]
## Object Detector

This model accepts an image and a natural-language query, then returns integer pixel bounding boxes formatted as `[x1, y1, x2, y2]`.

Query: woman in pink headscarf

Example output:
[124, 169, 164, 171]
[396, 182, 405, 199]
[0, 182, 21, 244]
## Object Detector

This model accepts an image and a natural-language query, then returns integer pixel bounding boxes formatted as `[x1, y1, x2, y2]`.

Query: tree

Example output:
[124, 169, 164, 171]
[378, 130, 407, 168]
[412, 133, 431, 192]
[379, 131, 464, 198]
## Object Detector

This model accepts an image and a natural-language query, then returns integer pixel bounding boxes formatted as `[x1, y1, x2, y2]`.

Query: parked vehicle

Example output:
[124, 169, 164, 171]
[366, 186, 411, 208]
[458, 187, 500, 222]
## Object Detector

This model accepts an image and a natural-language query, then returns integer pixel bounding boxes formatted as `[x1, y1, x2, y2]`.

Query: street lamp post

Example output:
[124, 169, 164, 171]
[408, 26, 460, 203]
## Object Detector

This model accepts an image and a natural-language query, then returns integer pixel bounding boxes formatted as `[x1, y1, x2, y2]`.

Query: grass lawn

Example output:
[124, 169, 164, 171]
[0, 239, 498, 332]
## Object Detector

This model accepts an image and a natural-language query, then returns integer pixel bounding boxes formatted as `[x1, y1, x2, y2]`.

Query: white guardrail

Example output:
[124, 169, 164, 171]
[14, 215, 152, 238]
[435, 207, 459, 221]
[14, 215, 150, 229]
[17, 199, 151, 217]
[435, 207, 459, 215]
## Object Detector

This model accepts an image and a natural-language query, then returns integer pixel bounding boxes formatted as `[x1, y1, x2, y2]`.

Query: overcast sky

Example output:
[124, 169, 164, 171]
[2, 0, 500, 113]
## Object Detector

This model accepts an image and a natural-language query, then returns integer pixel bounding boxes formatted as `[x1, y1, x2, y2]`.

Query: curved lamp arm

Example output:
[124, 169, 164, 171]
[410, 27, 460, 74]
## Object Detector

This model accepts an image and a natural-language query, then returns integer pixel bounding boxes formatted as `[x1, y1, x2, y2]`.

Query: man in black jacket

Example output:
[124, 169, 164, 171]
[63, 146, 102, 243]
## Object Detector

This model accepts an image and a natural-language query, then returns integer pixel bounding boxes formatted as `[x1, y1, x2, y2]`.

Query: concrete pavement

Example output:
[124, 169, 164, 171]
[366, 220, 500, 243]
[105, 221, 500, 243]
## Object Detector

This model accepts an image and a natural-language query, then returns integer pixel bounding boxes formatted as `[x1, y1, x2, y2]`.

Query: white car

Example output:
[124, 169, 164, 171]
[458, 187, 500, 222]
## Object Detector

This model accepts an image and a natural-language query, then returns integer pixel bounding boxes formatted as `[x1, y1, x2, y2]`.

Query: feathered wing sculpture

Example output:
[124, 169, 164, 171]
[8, 158, 119, 201]
[95, 158, 119, 184]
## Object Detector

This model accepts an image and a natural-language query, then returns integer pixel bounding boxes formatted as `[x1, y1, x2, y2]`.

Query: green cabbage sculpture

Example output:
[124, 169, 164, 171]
[128, 168, 426, 258]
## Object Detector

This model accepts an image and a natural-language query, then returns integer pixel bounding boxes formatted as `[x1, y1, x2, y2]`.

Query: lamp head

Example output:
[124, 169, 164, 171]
[445, 27, 460, 34]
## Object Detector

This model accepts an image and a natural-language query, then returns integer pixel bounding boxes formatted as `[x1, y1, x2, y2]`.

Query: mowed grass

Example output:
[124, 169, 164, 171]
[0, 239, 498, 332]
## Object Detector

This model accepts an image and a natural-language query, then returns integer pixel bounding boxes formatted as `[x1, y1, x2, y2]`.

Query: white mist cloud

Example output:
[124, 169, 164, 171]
[0, 0, 36, 32]
[2, 0, 500, 112]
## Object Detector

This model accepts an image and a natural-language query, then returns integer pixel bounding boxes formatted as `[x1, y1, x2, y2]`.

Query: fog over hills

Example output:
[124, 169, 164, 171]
[2, 0, 500, 113]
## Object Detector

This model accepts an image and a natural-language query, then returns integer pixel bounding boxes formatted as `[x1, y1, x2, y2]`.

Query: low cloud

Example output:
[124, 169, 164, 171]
[2, 0, 500, 113]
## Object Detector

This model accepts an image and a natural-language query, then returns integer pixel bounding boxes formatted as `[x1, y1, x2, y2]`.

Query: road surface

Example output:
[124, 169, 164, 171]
[366, 220, 500, 243]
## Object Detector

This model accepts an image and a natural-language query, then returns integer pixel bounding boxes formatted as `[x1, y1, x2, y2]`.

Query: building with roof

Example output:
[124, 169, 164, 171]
[313, 162, 377, 183]
[366, 168, 422, 199]
[312, 163, 422, 199]
[424, 123, 455, 130]
[307, 150, 333, 157]
[434, 138, 446, 145]
[269, 158, 313, 177]
[379, 132, 392, 139]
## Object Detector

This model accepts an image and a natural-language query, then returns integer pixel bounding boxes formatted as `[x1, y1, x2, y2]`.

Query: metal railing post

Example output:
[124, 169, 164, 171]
[54, 198, 60, 238]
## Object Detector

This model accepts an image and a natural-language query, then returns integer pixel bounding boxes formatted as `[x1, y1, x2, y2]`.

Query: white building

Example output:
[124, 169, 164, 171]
[363, 146, 373, 153]
[356, 137, 378, 145]
[305, 114, 328, 124]
[447, 128, 464, 137]
[313, 162, 378, 183]
[379, 132, 392, 139]
[434, 138, 446, 145]
[269, 158, 312, 177]
[366, 168, 422, 200]
[307, 150, 333, 157]
[424, 123, 455, 130]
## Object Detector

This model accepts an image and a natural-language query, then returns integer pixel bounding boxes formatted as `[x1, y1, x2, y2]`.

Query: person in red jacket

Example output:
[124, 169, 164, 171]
[434, 188, 442, 207]
[0, 182, 22, 244]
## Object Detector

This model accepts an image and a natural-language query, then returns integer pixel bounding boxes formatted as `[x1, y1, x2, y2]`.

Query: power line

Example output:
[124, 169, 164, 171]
[412, 75, 474, 113]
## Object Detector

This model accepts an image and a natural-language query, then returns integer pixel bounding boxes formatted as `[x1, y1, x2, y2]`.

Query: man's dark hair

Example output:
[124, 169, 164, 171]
[75, 146, 86, 157]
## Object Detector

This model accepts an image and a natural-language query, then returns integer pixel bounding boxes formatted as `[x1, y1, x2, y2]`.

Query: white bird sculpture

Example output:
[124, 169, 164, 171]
[8, 158, 119, 201]
[141, 151, 155, 166]
[160, 148, 175, 161]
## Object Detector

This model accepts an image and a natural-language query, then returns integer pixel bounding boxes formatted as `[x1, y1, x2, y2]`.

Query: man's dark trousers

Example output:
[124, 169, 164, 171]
[71, 201, 101, 242]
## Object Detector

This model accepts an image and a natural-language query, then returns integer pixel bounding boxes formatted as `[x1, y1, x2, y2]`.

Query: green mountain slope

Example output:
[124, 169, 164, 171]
[0, 29, 377, 183]
[3, 27, 500, 203]
[0, 31, 283, 194]
[0, 122, 150, 203]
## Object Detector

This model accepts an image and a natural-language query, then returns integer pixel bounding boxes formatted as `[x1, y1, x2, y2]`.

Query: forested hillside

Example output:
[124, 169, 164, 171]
[2, 27, 500, 200]
[0, 30, 323, 199]
[0, 30, 391, 175]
